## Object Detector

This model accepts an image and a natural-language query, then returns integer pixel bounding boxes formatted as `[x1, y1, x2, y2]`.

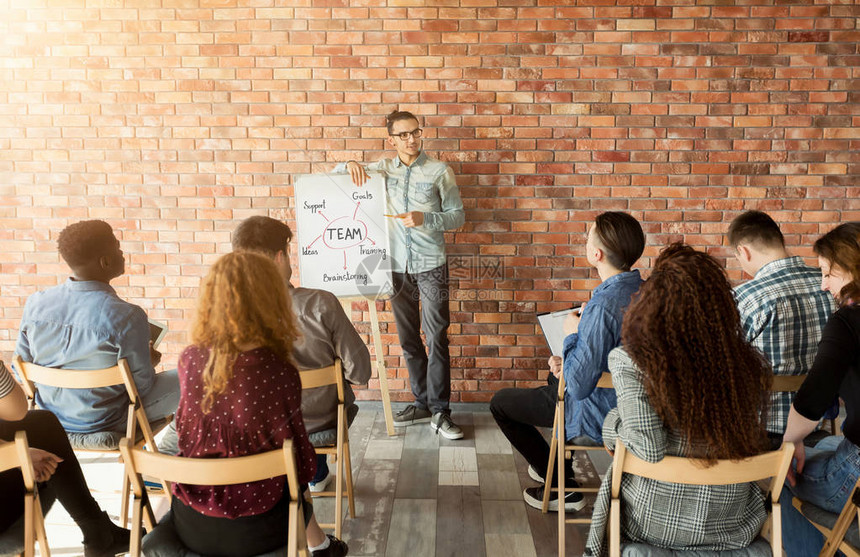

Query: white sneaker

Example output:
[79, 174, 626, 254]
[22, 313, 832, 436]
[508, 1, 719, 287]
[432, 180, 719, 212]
[309, 471, 333, 493]
[527, 465, 544, 484]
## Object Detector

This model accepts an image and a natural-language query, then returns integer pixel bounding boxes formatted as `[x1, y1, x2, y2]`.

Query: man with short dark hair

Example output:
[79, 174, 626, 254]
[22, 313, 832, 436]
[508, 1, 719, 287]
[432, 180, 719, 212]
[15, 220, 179, 435]
[491, 212, 645, 512]
[336, 110, 466, 440]
[729, 210, 835, 443]
[232, 216, 371, 492]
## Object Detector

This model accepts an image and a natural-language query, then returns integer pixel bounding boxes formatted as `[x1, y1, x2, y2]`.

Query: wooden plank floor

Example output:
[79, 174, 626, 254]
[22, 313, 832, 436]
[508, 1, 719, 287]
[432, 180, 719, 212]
[39, 407, 609, 556]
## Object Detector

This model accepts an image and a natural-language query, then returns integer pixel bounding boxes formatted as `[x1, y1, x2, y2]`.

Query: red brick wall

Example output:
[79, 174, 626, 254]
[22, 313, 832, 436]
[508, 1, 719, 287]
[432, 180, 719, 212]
[1, 1, 858, 402]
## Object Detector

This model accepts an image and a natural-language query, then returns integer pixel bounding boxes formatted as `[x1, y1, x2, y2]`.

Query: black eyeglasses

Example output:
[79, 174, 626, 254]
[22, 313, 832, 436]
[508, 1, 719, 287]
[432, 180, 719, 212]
[389, 128, 423, 140]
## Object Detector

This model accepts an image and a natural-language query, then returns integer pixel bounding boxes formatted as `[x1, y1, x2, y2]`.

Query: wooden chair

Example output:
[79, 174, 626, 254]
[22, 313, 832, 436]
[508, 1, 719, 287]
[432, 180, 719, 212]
[0, 431, 51, 557]
[771, 375, 838, 435]
[542, 372, 614, 556]
[119, 438, 310, 557]
[13, 355, 172, 526]
[608, 441, 794, 557]
[299, 359, 355, 539]
[791, 476, 860, 557]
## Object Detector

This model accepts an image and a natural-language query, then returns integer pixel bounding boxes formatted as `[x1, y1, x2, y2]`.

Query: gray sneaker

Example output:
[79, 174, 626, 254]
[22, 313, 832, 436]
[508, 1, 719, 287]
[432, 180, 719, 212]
[431, 413, 464, 440]
[393, 404, 432, 427]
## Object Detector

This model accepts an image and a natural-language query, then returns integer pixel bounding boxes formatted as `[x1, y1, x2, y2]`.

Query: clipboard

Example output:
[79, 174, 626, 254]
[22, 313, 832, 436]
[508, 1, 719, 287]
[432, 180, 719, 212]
[148, 318, 168, 349]
[537, 305, 581, 357]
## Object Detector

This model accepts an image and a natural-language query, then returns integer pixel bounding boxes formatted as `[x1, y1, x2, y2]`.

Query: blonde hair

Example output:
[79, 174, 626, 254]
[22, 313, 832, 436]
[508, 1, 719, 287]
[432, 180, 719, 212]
[191, 251, 299, 414]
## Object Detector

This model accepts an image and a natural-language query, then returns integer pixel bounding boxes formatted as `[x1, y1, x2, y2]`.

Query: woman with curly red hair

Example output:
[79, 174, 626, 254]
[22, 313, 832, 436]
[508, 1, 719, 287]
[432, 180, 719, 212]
[780, 222, 860, 556]
[585, 243, 773, 556]
[167, 251, 347, 557]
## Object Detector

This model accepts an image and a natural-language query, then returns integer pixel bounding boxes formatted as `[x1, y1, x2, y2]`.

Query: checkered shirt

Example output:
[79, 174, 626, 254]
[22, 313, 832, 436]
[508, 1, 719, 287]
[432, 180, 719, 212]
[734, 256, 835, 435]
[585, 348, 769, 557]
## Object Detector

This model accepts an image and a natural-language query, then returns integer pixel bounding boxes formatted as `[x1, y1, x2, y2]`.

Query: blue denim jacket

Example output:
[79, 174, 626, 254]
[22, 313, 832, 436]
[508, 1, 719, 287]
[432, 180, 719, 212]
[335, 151, 465, 274]
[14, 279, 155, 433]
[562, 270, 643, 443]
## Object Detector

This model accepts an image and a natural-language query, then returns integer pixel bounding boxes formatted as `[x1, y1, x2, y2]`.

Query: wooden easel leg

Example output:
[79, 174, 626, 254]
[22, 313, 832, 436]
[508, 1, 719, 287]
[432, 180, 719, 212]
[368, 299, 395, 436]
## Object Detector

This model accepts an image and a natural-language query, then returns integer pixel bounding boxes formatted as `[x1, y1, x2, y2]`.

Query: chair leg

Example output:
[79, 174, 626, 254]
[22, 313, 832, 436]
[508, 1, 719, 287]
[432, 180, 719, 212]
[343, 437, 356, 519]
[557, 433, 566, 556]
[288, 501, 299, 557]
[771, 504, 782, 557]
[121, 474, 130, 528]
[334, 452, 343, 539]
[543, 413, 559, 514]
[24, 493, 34, 557]
[34, 494, 50, 557]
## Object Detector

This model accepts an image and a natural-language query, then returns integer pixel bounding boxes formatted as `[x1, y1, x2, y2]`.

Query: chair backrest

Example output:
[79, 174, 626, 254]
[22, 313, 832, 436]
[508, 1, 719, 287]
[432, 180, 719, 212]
[609, 441, 794, 557]
[14, 355, 157, 454]
[0, 431, 50, 557]
[299, 359, 344, 403]
[119, 438, 305, 557]
[0, 431, 36, 492]
[13, 355, 141, 405]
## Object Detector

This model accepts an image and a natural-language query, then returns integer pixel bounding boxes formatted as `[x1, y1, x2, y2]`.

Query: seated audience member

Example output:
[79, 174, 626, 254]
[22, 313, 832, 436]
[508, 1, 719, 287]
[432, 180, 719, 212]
[586, 244, 773, 556]
[172, 251, 346, 557]
[0, 360, 130, 556]
[14, 220, 178, 438]
[729, 210, 835, 445]
[231, 216, 371, 492]
[779, 222, 860, 556]
[490, 212, 645, 512]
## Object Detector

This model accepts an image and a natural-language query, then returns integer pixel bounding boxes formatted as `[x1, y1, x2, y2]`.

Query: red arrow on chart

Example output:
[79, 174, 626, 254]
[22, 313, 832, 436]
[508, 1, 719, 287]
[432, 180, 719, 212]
[343, 252, 347, 269]
[306, 234, 322, 249]
[353, 203, 360, 219]
[318, 211, 329, 222]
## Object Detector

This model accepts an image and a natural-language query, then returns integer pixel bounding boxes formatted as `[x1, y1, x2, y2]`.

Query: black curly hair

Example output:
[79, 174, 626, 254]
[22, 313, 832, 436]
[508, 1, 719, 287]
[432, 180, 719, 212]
[57, 220, 118, 268]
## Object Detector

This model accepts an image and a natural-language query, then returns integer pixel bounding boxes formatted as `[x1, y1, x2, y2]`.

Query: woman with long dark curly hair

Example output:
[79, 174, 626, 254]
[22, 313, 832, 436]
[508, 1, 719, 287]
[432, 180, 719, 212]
[779, 222, 860, 556]
[585, 243, 773, 556]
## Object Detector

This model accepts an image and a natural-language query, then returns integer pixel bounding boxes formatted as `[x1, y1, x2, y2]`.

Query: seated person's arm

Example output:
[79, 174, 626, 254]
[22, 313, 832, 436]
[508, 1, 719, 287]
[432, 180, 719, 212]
[562, 304, 618, 401]
[0, 360, 28, 421]
[117, 308, 156, 397]
[602, 350, 667, 463]
[324, 295, 371, 385]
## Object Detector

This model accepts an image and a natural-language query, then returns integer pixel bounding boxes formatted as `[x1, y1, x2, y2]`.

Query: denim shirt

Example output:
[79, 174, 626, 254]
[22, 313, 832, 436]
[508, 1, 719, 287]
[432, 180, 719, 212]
[562, 270, 643, 443]
[334, 151, 465, 274]
[14, 279, 155, 433]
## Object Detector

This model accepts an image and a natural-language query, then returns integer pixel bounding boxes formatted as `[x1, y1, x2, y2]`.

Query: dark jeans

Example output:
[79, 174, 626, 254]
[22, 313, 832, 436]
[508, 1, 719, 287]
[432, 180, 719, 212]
[172, 483, 313, 557]
[0, 410, 102, 532]
[312, 454, 328, 484]
[490, 376, 574, 487]
[391, 264, 451, 414]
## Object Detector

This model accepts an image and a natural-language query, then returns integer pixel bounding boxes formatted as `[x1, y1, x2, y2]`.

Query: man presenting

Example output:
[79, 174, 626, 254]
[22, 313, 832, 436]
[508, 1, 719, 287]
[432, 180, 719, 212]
[337, 110, 466, 440]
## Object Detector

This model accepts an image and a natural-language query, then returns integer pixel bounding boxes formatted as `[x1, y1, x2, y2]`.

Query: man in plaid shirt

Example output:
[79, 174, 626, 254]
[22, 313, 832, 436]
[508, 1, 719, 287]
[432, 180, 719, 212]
[729, 210, 835, 445]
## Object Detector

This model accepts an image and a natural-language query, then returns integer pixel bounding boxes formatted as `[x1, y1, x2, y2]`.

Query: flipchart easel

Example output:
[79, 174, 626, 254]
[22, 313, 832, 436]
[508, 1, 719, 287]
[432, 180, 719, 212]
[294, 173, 397, 436]
[338, 295, 395, 436]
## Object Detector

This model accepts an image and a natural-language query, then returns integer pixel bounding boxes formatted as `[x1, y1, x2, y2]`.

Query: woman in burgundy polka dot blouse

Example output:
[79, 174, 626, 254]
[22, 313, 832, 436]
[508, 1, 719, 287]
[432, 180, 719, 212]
[170, 251, 318, 556]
